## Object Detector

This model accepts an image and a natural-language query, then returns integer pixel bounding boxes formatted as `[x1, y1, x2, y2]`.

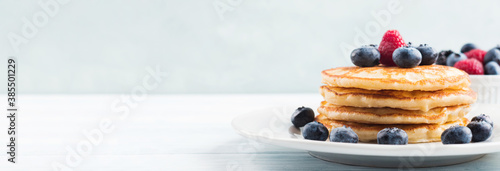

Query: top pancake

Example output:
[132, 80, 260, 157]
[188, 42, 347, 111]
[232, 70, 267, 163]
[321, 65, 470, 91]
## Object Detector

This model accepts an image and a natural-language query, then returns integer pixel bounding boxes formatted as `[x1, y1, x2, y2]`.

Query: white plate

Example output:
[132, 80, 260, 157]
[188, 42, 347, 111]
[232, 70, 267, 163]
[232, 104, 500, 168]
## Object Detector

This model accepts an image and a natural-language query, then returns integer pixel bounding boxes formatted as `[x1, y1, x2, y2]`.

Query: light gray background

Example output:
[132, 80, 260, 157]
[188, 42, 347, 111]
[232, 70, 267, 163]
[1, 0, 500, 94]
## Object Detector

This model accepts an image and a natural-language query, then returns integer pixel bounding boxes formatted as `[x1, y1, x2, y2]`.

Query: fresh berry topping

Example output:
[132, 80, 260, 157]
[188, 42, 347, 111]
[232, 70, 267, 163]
[464, 49, 487, 63]
[484, 48, 500, 65]
[467, 121, 493, 142]
[378, 30, 406, 66]
[350, 45, 381, 67]
[471, 114, 494, 127]
[377, 127, 408, 145]
[453, 59, 484, 75]
[436, 50, 454, 65]
[392, 45, 422, 68]
[291, 106, 315, 128]
[461, 43, 478, 53]
[416, 44, 438, 65]
[441, 125, 472, 144]
[330, 126, 358, 143]
[485, 61, 500, 75]
[302, 121, 329, 141]
[446, 53, 467, 66]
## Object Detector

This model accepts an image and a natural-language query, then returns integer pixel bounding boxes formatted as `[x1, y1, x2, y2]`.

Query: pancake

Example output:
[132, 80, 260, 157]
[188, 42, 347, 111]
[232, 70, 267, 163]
[320, 86, 477, 111]
[321, 65, 470, 91]
[315, 114, 469, 143]
[317, 101, 470, 124]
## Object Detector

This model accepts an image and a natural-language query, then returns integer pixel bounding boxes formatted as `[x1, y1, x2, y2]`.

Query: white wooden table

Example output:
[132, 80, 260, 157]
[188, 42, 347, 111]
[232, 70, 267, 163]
[0, 94, 498, 170]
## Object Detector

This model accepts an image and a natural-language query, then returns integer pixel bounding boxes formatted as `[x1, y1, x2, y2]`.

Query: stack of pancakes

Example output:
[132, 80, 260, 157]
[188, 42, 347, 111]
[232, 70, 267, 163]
[316, 65, 477, 143]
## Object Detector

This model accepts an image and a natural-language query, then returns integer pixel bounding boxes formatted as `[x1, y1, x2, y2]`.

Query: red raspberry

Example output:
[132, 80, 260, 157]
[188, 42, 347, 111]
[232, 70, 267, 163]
[464, 49, 486, 63]
[378, 30, 406, 66]
[453, 59, 484, 75]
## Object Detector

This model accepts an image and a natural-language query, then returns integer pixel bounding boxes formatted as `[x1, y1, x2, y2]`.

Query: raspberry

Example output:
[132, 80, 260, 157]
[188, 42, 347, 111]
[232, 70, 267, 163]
[454, 59, 484, 75]
[464, 49, 487, 63]
[378, 30, 406, 66]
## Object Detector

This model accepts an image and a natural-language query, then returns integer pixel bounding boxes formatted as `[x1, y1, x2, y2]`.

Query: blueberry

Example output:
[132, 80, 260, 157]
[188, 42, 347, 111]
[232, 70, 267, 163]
[350, 45, 381, 67]
[461, 43, 478, 53]
[436, 50, 454, 65]
[416, 44, 438, 65]
[377, 127, 408, 145]
[302, 121, 329, 141]
[392, 46, 422, 68]
[467, 121, 493, 142]
[441, 125, 472, 144]
[484, 48, 500, 65]
[471, 114, 494, 127]
[446, 53, 467, 67]
[485, 61, 500, 75]
[291, 106, 315, 128]
[330, 126, 358, 143]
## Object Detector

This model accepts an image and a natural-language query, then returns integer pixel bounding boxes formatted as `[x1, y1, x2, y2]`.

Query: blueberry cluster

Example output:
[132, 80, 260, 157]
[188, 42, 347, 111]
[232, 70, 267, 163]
[292, 107, 494, 145]
[437, 43, 500, 75]
[292, 107, 408, 145]
[441, 114, 494, 144]
[350, 43, 438, 68]
[291, 107, 359, 143]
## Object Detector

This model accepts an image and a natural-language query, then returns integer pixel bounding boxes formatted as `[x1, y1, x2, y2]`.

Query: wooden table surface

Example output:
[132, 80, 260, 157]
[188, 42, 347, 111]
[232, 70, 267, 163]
[0, 94, 498, 170]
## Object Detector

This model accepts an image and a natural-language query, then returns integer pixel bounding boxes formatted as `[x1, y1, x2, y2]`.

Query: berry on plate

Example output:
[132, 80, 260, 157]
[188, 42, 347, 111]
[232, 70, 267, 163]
[485, 61, 500, 75]
[378, 30, 406, 66]
[291, 106, 315, 128]
[350, 45, 380, 67]
[377, 127, 408, 145]
[441, 125, 472, 144]
[471, 114, 494, 127]
[302, 121, 329, 141]
[436, 50, 454, 65]
[460, 43, 478, 53]
[446, 53, 467, 67]
[392, 45, 422, 68]
[330, 126, 359, 143]
[484, 48, 500, 65]
[467, 121, 493, 142]
[464, 49, 487, 63]
[416, 44, 438, 65]
[453, 59, 484, 75]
